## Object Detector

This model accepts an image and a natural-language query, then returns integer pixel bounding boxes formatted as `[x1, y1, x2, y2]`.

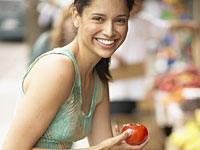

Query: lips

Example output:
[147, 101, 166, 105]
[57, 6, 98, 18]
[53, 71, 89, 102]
[95, 38, 116, 48]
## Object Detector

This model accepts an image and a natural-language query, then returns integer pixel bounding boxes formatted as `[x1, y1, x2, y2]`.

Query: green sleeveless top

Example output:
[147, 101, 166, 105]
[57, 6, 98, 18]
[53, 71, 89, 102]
[19, 47, 104, 149]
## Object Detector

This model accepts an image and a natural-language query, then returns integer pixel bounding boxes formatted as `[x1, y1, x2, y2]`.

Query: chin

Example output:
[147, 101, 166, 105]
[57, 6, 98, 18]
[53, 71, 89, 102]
[98, 49, 116, 58]
[102, 54, 115, 59]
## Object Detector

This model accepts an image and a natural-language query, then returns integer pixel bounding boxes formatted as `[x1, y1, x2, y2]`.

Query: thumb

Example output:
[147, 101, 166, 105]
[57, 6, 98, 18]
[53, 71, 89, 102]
[120, 129, 133, 140]
[95, 129, 133, 150]
[106, 129, 133, 147]
[112, 129, 133, 144]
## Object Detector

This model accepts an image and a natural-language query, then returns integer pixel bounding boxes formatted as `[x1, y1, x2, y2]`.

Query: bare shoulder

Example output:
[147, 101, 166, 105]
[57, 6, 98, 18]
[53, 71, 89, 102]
[24, 53, 75, 104]
[35, 53, 75, 73]
[30, 53, 75, 79]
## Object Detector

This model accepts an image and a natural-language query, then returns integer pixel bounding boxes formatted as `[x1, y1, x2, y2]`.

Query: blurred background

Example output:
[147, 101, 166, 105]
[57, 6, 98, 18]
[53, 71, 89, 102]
[0, 0, 200, 149]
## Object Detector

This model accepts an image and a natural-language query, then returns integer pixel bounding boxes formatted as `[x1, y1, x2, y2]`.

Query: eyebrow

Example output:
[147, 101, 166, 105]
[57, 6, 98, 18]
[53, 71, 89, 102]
[91, 13, 128, 18]
[117, 14, 128, 18]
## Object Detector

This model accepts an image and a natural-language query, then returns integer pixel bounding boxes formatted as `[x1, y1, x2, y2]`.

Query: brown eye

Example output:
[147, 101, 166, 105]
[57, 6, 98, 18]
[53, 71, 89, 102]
[93, 17, 103, 22]
[116, 18, 127, 24]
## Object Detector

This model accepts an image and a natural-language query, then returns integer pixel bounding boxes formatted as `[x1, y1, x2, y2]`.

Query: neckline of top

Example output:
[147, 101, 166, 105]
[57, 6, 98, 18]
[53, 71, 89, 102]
[63, 48, 97, 118]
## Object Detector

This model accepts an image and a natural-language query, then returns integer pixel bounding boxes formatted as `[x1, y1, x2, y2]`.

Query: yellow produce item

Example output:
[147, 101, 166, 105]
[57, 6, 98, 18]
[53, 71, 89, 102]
[183, 138, 200, 150]
[169, 120, 200, 148]
[195, 109, 200, 126]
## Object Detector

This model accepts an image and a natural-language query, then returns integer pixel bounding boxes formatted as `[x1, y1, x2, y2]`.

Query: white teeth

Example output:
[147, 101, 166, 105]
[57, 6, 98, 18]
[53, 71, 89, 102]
[97, 39, 114, 45]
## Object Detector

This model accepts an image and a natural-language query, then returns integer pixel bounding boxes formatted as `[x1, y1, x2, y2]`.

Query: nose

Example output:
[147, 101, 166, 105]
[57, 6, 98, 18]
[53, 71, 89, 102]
[102, 21, 115, 37]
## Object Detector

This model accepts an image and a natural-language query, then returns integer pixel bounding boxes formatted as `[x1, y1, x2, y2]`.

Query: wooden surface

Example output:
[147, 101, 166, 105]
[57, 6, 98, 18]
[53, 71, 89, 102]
[111, 111, 165, 150]
[110, 62, 145, 81]
[192, 0, 200, 68]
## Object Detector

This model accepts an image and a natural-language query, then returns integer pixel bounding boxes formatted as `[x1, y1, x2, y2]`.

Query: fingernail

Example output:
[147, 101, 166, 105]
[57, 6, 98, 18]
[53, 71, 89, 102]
[123, 124, 128, 127]
[126, 129, 133, 136]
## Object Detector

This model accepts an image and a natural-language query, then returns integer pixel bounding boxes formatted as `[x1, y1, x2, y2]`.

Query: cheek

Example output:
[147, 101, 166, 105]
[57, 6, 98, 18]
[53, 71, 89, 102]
[117, 26, 128, 40]
[116, 26, 128, 48]
[122, 26, 128, 37]
[84, 23, 101, 36]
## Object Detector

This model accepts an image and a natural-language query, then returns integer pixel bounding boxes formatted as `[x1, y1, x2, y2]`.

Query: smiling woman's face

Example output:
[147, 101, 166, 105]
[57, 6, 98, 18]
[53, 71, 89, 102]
[73, 0, 130, 58]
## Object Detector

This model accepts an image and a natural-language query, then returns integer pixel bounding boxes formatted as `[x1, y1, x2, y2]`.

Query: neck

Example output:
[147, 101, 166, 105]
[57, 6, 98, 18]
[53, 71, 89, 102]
[66, 37, 101, 78]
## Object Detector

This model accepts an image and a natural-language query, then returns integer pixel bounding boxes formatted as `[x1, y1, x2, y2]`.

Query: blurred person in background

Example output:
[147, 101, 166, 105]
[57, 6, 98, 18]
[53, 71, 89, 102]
[2, 0, 149, 149]
[37, 0, 73, 29]
[29, 0, 76, 64]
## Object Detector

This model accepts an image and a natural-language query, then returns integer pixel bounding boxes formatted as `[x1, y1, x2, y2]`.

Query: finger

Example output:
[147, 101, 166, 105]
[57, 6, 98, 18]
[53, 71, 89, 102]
[108, 129, 133, 148]
[95, 130, 132, 150]
[122, 123, 129, 127]
[95, 129, 134, 150]
[118, 128, 133, 141]
[114, 125, 121, 136]
[139, 137, 150, 149]
[123, 137, 150, 150]
[108, 129, 133, 146]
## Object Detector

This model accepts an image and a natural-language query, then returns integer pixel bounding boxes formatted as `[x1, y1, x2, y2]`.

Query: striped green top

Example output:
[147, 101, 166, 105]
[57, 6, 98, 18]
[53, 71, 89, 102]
[19, 47, 104, 149]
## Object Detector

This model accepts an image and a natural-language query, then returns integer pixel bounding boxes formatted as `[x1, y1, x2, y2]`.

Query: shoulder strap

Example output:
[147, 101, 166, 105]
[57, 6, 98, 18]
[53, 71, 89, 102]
[55, 48, 81, 86]
[20, 47, 80, 96]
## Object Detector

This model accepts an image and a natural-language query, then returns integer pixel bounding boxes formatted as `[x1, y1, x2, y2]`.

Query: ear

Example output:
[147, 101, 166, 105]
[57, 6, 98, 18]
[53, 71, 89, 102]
[72, 7, 80, 28]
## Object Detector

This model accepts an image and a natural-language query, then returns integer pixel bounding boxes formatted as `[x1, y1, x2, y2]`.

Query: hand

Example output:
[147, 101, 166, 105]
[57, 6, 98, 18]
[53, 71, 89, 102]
[93, 125, 149, 150]
[93, 127, 133, 150]
[112, 125, 150, 150]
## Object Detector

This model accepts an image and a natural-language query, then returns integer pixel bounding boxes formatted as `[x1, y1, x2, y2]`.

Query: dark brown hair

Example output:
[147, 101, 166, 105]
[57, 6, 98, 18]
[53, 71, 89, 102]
[74, 0, 135, 82]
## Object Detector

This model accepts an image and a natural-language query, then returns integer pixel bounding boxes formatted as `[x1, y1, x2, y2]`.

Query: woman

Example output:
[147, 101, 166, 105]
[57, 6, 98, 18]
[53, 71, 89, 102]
[2, 0, 149, 149]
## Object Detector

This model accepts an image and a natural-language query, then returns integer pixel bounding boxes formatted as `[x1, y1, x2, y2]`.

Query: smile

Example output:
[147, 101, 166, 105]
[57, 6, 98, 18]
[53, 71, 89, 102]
[96, 38, 115, 45]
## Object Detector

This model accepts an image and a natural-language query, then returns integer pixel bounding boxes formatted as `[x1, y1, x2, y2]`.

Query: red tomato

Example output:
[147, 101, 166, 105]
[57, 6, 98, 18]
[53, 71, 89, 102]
[121, 123, 148, 145]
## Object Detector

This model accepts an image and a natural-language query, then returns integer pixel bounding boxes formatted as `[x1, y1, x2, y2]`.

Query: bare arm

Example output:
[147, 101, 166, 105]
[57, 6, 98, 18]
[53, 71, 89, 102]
[2, 55, 75, 149]
[88, 83, 113, 146]
[88, 83, 149, 150]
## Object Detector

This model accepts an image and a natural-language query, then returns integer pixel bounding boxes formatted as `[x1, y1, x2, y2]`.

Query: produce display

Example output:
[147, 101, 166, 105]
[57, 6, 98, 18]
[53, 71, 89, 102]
[152, 17, 200, 150]
[147, 0, 198, 149]
[168, 109, 200, 150]
[152, 22, 199, 128]
[121, 123, 148, 145]
[155, 64, 200, 105]
[155, 64, 200, 90]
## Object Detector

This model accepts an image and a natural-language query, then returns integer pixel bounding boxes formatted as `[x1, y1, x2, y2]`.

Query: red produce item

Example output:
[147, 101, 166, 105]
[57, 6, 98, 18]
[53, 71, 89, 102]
[121, 123, 148, 145]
